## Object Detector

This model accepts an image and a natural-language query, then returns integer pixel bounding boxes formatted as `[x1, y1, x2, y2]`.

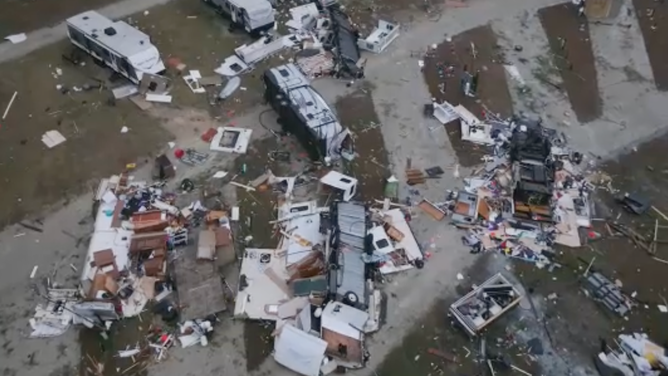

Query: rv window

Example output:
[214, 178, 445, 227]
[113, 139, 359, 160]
[88, 41, 107, 60]
[375, 239, 390, 249]
[123, 60, 137, 80]
[340, 178, 352, 184]
[118, 57, 129, 73]
[67, 26, 87, 46]
[100, 48, 112, 62]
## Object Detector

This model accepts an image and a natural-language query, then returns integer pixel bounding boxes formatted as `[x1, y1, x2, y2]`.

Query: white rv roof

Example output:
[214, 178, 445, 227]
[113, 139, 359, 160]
[267, 63, 346, 142]
[229, 0, 273, 13]
[66, 11, 155, 58]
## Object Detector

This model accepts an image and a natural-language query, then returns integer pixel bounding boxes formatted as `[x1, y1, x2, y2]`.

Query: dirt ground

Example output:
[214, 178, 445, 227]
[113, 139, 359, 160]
[422, 25, 514, 168]
[0, 0, 119, 35]
[335, 85, 391, 202]
[539, 2, 602, 122]
[0, 0, 267, 229]
[0, 42, 170, 228]
[632, 0, 668, 91]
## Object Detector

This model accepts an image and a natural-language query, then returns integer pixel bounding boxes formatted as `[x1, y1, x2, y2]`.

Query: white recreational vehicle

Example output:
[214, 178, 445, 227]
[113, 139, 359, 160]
[66, 11, 166, 84]
[202, 0, 275, 36]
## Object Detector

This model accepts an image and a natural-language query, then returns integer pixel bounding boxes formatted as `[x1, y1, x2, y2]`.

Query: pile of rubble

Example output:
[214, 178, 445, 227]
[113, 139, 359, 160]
[231, 169, 424, 375]
[425, 102, 593, 268]
[29, 170, 236, 366]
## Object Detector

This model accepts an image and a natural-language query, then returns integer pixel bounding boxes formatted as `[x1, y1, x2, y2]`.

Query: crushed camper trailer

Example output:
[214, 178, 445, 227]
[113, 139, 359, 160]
[66, 10, 165, 84]
[263, 63, 354, 161]
[202, 0, 276, 36]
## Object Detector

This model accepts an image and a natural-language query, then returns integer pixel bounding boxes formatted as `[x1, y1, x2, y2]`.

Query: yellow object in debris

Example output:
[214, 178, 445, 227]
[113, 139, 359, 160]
[126, 163, 137, 170]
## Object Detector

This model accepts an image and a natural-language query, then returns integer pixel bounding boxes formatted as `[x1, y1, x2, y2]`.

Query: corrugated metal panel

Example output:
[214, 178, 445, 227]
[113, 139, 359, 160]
[339, 233, 364, 251]
[336, 248, 365, 300]
[337, 202, 366, 238]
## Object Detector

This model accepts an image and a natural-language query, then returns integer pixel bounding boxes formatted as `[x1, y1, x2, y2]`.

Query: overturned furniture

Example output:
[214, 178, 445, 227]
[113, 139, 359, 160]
[449, 273, 522, 336]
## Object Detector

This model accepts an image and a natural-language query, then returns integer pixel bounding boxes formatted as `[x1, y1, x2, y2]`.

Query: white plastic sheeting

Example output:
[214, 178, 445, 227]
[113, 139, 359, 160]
[274, 324, 327, 376]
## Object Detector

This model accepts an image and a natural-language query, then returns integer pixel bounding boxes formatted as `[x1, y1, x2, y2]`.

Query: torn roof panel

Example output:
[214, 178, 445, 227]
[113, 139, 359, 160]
[234, 249, 290, 320]
[278, 201, 324, 265]
[321, 302, 369, 339]
[274, 324, 328, 376]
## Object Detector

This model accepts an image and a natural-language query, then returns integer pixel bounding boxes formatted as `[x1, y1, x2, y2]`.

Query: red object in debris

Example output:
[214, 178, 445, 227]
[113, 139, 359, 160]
[424, 252, 432, 259]
[201, 127, 217, 142]
[160, 334, 169, 343]
[166, 57, 182, 69]
[174, 148, 185, 159]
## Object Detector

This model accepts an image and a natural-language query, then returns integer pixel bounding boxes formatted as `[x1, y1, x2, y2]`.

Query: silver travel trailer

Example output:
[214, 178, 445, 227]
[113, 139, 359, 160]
[263, 63, 354, 161]
[65, 11, 165, 84]
[202, 0, 276, 36]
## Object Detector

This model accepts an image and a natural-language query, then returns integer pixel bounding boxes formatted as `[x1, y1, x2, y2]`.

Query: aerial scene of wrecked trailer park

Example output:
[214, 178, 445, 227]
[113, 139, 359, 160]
[3, 0, 668, 375]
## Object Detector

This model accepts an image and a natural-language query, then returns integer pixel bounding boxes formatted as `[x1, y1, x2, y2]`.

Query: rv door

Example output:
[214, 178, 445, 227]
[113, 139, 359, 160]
[118, 58, 137, 81]
[230, 3, 237, 23]
[242, 10, 252, 32]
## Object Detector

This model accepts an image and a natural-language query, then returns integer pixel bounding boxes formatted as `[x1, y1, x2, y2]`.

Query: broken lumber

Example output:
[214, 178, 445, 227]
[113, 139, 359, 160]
[406, 169, 426, 185]
[2, 91, 17, 120]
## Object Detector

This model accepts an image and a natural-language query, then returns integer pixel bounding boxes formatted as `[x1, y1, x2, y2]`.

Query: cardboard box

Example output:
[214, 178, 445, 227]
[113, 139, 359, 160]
[93, 249, 115, 267]
[144, 257, 165, 276]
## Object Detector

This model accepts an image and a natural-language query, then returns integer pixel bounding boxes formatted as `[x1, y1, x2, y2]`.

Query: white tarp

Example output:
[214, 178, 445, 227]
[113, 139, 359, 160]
[274, 324, 327, 376]
[29, 289, 79, 338]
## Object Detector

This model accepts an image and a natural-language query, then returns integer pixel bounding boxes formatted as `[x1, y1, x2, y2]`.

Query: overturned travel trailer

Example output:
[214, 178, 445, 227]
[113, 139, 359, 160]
[202, 0, 275, 36]
[263, 63, 354, 161]
[327, 202, 369, 310]
[66, 11, 165, 84]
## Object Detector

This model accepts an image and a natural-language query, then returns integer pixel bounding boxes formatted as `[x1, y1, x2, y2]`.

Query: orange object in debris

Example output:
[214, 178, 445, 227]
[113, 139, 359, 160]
[427, 348, 457, 362]
[174, 148, 185, 159]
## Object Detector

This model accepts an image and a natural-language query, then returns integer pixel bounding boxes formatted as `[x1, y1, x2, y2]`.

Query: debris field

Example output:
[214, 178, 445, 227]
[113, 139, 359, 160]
[3, 1, 668, 376]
